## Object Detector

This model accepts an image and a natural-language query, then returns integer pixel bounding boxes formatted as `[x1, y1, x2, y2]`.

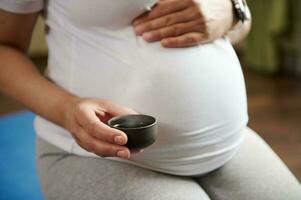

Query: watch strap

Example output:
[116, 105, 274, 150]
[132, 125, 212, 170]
[232, 0, 250, 23]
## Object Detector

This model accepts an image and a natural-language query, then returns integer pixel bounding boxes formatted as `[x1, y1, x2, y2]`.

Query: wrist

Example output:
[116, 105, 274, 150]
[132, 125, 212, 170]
[230, 0, 251, 28]
[227, 0, 251, 35]
[59, 93, 79, 129]
[223, 0, 240, 35]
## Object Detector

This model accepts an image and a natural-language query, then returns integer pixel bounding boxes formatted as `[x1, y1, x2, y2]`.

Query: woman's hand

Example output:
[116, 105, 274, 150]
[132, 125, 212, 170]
[63, 97, 142, 159]
[132, 0, 235, 47]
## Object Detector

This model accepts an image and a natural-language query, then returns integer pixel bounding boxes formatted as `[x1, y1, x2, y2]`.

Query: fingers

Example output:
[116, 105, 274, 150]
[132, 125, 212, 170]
[132, 0, 192, 26]
[101, 99, 139, 116]
[134, 6, 202, 36]
[75, 104, 128, 145]
[68, 98, 145, 159]
[74, 126, 131, 159]
[161, 32, 207, 48]
[130, 148, 144, 154]
[141, 19, 205, 42]
[132, 0, 206, 47]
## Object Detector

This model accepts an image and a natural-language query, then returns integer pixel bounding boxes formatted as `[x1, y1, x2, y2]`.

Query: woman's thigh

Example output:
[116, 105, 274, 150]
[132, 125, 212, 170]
[36, 137, 210, 200]
[194, 127, 301, 200]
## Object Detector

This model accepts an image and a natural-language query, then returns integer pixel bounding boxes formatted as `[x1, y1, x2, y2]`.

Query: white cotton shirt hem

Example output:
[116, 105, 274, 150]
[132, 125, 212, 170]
[34, 115, 248, 177]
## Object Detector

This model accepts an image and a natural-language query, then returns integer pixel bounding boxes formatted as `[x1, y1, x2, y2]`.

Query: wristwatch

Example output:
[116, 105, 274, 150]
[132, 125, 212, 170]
[231, 0, 251, 23]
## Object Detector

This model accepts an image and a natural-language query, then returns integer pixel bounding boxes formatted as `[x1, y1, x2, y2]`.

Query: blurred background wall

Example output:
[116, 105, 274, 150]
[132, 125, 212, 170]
[242, 0, 301, 76]
[240, 0, 301, 181]
[28, 17, 48, 57]
[0, 1, 300, 181]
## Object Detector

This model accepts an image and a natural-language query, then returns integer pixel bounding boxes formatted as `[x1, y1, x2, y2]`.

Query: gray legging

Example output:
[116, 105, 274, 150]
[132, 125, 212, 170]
[36, 127, 301, 200]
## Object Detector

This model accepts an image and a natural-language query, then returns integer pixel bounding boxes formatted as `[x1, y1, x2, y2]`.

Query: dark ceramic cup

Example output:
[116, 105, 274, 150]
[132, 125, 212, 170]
[107, 114, 157, 150]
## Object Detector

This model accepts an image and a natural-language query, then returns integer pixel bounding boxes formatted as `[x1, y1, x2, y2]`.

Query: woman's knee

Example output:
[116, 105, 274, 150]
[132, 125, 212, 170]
[117, 172, 210, 200]
[194, 127, 301, 200]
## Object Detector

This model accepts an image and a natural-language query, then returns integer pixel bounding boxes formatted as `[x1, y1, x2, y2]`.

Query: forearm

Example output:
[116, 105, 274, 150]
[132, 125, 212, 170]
[0, 45, 76, 128]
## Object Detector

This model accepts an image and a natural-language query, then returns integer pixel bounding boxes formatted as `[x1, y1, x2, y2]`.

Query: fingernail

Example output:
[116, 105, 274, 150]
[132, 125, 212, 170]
[134, 26, 143, 35]
[161, 39, 170, 47]
[117, 150, 129, 159]
[114, 136, 124, 145]
[142, 32, 152, 41]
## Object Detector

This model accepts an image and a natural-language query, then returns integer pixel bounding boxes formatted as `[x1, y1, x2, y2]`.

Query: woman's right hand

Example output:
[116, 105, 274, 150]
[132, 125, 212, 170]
[63, 97, 141, 159]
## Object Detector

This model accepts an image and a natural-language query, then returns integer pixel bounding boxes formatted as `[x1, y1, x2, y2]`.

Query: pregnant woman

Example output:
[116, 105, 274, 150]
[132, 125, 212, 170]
[1, 0, 300, 199]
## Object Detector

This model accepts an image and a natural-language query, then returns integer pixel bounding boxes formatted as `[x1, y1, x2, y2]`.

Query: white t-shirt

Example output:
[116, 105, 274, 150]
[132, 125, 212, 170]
[0, 0, 249, 176]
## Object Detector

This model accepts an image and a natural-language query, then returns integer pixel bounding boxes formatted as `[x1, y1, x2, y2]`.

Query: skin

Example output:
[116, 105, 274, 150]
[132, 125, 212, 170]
[0, 0, 251, 159]
[132, 0, 252, 47]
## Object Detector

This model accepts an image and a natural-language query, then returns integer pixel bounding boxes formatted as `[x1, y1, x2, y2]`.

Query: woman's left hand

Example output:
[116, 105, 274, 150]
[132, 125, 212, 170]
[132, 0, 236, 48]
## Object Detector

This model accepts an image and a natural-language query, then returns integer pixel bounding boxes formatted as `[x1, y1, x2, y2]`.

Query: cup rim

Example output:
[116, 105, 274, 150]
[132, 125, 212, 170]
[107, 114, 157, 130]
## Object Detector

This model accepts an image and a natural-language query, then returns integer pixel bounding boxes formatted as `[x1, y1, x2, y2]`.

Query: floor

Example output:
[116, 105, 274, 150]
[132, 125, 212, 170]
[0, 58, 300, 181]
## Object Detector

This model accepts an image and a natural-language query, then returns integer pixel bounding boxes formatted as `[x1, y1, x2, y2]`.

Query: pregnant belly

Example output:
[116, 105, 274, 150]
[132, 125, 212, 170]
[45, 31, 249, 174]
[69, 36, 247, 125]
[55, 35, 248, 160]
[43, 0, 247, 175]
